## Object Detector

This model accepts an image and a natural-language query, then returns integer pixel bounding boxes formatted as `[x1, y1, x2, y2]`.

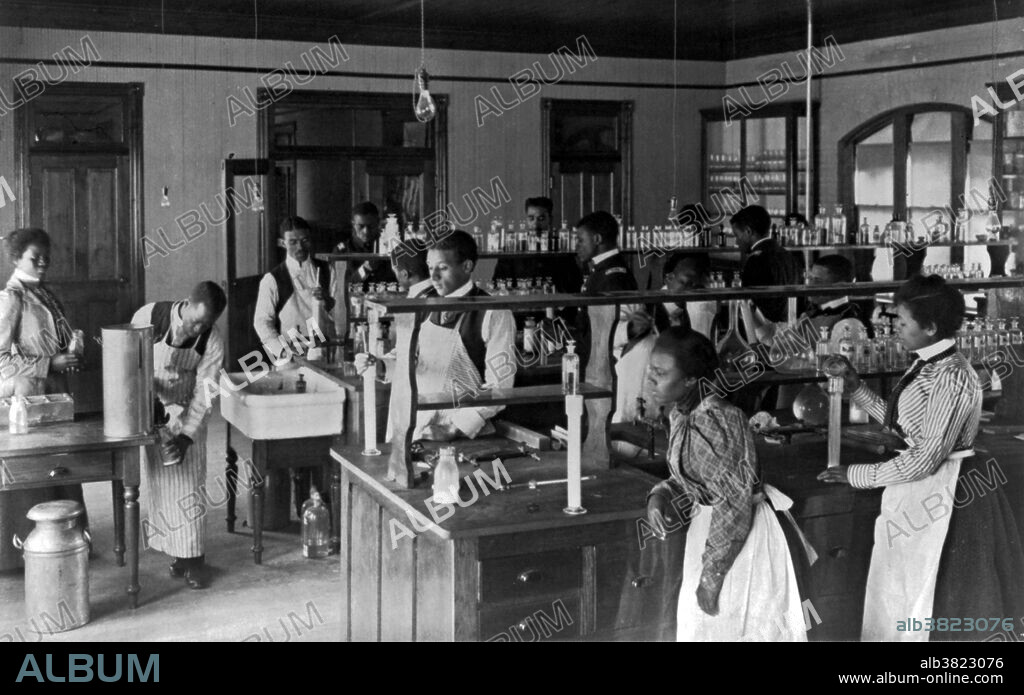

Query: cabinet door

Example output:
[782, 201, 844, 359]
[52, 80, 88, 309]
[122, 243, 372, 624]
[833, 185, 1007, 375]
[595, 537, 683, 640]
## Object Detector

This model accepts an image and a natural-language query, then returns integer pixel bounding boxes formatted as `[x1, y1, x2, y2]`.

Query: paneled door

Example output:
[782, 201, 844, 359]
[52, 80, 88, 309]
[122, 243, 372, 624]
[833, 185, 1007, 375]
[27, 154, 132, 412]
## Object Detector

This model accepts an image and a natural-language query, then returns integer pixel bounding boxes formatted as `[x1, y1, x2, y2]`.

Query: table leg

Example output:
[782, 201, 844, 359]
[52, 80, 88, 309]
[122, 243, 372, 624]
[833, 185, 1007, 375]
[250, 458, 264, 565]
[225, 446, 238, 534]
[124, 485, 140, 609]
[112, 479, 125, 567]
[330, 461, 341, 553]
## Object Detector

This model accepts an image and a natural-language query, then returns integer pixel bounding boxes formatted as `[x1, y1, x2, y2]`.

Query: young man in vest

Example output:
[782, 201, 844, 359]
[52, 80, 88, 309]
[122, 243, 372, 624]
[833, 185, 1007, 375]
[336, 201, 396, 289]
[390, 245, 435, 299]
[416, 230, 516, 442]
[730, 204, 802, 323]
[254, 217, 336, 362]
[131, 281, 226, 589]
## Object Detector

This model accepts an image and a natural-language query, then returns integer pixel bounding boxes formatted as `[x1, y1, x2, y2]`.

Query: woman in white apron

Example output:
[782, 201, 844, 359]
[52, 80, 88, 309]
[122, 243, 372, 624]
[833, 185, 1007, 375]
[645, 327, 806, 641]
[131, 283, 225, 589]
[0, 228, 86, 571]
[819, 274, 1024, 641]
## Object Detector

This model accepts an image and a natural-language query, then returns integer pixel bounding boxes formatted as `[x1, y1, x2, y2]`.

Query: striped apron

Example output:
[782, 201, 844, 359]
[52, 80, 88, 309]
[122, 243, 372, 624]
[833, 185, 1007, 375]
[861, 449, 973, 641]
[143, 327, 207, 558]
[413, 317, 485, 439]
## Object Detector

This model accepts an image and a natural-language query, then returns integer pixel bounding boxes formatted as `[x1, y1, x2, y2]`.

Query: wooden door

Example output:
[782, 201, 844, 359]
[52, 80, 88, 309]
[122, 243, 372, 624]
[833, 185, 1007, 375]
[28, 154, 132, 412]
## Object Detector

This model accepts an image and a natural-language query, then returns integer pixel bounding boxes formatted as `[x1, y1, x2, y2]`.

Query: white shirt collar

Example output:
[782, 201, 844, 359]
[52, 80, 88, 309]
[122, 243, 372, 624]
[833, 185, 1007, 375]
[750, 236, 772, 252]
[13, 268, 40, 285]
[590, 248, 620, 266]
[285, 255, 309, 274]
[820, 296, 850, 310]
[407, 278, 433, 297]
[914, 337, 956, 361]
[445, 279, 475, 298]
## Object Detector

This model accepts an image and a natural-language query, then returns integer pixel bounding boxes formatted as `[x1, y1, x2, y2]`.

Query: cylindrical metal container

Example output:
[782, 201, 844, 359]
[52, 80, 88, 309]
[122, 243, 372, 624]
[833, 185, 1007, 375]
[102, 324, 153, 437]
[13, 500, 90, 633]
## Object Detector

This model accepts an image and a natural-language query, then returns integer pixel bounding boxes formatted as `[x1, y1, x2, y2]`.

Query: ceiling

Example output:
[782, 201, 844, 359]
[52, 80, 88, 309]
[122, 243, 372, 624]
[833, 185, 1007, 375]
[0, 0, 1020, 61]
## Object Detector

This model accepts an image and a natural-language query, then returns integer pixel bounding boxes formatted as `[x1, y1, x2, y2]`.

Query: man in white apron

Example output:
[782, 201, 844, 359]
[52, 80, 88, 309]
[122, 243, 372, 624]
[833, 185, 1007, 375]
[253, 216, 336, 362]
[415, 230, 516, 441]
[132, 281, 226, 589]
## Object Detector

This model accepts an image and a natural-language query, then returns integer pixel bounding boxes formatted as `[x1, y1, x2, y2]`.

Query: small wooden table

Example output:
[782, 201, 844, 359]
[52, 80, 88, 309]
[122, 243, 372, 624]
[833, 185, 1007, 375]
[0, 417, 155, 609]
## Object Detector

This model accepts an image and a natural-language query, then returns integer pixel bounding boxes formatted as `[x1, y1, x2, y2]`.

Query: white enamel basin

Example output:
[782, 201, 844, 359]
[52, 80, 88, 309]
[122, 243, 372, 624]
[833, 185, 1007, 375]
[219, 366, 346, 440]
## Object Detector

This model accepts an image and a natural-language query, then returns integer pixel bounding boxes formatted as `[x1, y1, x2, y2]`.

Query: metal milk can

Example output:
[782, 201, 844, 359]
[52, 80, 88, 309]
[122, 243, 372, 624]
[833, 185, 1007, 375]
[13, 500, 90, 632]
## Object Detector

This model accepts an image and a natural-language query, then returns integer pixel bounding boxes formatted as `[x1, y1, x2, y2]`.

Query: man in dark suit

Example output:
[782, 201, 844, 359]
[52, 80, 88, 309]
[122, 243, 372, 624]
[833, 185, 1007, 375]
[336, 201, 397, 289]
[730, 204, 802, 323]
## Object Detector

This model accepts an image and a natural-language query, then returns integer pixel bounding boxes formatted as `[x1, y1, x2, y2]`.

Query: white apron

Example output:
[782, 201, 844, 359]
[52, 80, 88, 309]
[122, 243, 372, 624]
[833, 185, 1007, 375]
[143, 328, 208, 558]
[412, 317, 486, 438]
[861, 450, 972, 641]
[677, 485, 807, 642]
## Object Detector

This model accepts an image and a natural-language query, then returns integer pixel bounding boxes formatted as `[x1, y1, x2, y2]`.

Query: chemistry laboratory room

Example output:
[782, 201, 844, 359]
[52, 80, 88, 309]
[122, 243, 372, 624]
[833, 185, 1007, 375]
[1, 0, 1023, 666]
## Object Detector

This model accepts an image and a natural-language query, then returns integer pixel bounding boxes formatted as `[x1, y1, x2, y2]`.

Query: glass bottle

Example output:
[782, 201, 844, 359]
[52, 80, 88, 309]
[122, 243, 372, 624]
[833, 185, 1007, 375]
[983, 190, 1002, 242]
[953, 208, 969, 244]
[432, 446, 461, 505]
[859, 217, 870, 245]
[523, 316, 538, 354]
[8, 396, 28, 435]
[295, 373, 307, 393]
[815, 325, 831, 374]
[961, 320, 974, 362]
[997, 318, 1009, 348]
[301, 491, 331, 558]
[488, 218, 501, 252]
[1010, 317, 1023, 346]
[717, 300, 754, 372]
[562, 340, 580, 395]
[832, 204, 847, 245]
[872, 224, 882, 245]
[838, 324, 855, 365]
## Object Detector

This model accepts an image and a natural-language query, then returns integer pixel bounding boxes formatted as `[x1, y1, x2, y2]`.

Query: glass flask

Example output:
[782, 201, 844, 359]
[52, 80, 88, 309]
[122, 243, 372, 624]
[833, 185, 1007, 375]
[717, 300, 755, 372]
[302, 491, 331, 559]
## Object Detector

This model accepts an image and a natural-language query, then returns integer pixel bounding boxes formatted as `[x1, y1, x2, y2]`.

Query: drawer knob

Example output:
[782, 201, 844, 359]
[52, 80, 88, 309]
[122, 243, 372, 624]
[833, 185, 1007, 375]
[829, 546, 847, 559]
[631, 575, 652, 589]
[516, 569, 543, 584]
[48, 467, 70, 479]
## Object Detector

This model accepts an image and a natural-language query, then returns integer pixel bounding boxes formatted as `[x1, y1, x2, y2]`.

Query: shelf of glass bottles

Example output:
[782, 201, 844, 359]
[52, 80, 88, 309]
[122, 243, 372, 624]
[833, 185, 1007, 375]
[706, 150, 806, 196]
[716, 313, 1022, 385]
[474, 219, 578, 254]
[774, 205, 1018, 250]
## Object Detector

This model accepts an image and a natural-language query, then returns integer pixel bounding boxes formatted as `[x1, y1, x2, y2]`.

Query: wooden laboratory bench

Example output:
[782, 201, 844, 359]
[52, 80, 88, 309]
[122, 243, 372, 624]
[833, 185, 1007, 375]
[0, 416, 156, 609]
[332, 438, 670, 642]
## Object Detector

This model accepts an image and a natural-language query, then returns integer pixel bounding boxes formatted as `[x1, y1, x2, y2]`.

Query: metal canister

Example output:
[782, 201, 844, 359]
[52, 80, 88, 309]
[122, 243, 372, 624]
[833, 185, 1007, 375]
[13, 500, 90, 632]
[101, 324, 154, 437]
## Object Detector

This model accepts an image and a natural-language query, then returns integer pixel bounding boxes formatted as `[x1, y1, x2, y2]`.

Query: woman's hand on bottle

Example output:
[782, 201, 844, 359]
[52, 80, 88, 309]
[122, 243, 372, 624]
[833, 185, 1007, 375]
[823, 355, 861, 392]
[50, 352, 82, 373]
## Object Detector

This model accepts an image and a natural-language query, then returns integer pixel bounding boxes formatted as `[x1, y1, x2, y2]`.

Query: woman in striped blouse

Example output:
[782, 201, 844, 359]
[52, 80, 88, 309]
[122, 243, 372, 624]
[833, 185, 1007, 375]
[819, 275, 1024, 641]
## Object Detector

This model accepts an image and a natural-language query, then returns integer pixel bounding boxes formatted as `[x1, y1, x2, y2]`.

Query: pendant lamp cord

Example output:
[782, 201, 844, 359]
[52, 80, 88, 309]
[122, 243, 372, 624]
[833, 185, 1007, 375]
[671, 0, 678, 196]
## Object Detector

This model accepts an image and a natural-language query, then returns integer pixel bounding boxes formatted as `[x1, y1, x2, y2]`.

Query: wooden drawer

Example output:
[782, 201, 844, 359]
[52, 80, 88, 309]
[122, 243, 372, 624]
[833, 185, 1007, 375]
[479, 549, 581, 604]
[1, 451, 114, 489]
[801, 512, 875, 599]
[480, 596, 581, 642]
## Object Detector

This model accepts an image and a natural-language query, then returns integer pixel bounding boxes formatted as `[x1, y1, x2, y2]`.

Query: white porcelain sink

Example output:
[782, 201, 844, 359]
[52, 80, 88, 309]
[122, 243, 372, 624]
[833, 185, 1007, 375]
[219, 366, 346, 440]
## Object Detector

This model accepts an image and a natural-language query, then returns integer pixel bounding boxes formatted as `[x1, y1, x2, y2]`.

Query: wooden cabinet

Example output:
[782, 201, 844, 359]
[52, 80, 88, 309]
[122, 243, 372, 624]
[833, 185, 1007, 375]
[335, 442, 673, 642]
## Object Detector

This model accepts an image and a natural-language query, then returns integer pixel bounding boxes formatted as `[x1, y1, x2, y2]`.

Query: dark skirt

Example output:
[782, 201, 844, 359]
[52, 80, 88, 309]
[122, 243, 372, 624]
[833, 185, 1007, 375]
[931, 456, 1024, 641]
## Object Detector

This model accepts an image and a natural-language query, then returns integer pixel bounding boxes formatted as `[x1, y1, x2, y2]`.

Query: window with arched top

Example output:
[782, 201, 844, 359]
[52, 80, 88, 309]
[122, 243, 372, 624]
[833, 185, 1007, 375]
[839, 103, 1000, 281]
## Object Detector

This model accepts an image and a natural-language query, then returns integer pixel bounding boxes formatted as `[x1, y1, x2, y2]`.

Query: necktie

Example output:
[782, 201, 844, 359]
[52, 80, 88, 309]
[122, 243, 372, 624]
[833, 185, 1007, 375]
[882, 344, 957, 435]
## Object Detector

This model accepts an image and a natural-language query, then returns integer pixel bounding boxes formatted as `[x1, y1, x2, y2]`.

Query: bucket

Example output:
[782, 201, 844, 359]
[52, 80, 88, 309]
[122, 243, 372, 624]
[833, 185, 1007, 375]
[102, 324, 154, 437]
[13, 500, 90, 633]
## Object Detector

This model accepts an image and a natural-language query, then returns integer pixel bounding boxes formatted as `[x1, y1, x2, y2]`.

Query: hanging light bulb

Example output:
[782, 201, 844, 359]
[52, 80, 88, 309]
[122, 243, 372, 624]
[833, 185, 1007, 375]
[161, 186, 171, 208]
[414, 67, 437, 124]
[412, 0, 436, 124]
[984, 186, 1001, 242]
[667, 195, 679, 227]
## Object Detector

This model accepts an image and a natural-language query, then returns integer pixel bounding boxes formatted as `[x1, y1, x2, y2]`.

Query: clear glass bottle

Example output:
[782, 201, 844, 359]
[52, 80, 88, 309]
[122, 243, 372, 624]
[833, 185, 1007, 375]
[562, 340, 580, 395]
[1010, 317, 1023, 346]
[815, 325, 831, 374]
[838, 324, 855, 364]
[432, 446, 461, 505]
[984, 190, 1002, 241]
[832, 204, 847, 245]
[295, 373, 307, 393]
[872, 224, 882, 245]
[961, 320, 974, 362]
[8, 395, 28, 435]
[301, 491, 331, 558]
[997, 318, 1009, 347]
[523, 316, 538, 354]
[859, 217, 870, 245]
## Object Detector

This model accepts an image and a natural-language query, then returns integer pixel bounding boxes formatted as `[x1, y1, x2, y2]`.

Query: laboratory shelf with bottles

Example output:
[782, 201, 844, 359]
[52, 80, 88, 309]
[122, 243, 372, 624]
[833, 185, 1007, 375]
[992, 81, 1024, 246]
[701, 101, 818, 225]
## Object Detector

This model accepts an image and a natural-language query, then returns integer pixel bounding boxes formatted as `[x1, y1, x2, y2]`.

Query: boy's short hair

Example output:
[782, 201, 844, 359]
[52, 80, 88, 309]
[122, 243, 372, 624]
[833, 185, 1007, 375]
[813, 254, 855, 283]
[430, 229, 478, 265]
